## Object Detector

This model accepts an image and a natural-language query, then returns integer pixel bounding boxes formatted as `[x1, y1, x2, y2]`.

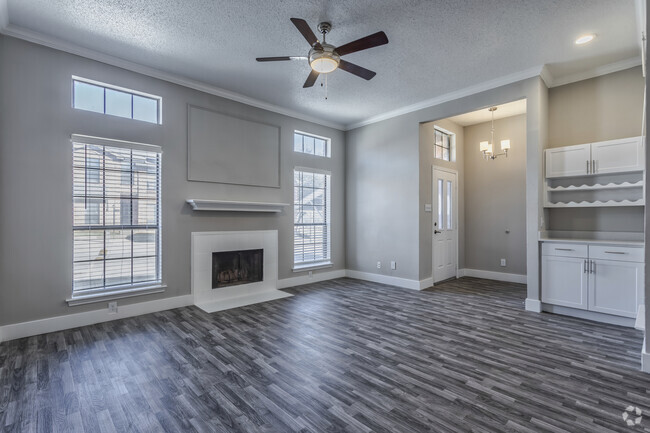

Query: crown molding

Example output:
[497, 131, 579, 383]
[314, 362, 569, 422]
[0, 24, 346, 131]
[0, 0, 8, 30]
[549, 56, 642, 88]
[538, 65, 554, 88]
[345, 65, 545, 130]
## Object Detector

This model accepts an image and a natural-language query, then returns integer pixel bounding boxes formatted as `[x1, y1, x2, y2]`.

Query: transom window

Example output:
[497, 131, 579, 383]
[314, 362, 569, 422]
[294, 131, 330, 157]
[294, 169, 331, 267]
[434, 127, 454, 161]
[72, 76, 162, 124]
[72, 135, 161, 295]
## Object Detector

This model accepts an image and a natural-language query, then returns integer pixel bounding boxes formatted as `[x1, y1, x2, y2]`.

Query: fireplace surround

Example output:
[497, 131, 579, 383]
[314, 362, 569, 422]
[191, 230, 291, 313]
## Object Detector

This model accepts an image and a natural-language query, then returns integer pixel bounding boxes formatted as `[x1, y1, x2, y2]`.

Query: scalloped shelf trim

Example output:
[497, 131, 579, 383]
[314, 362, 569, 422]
[545, 199, 645, 208]
[186, 199, 289, 213]
[547, 181, 644, 192]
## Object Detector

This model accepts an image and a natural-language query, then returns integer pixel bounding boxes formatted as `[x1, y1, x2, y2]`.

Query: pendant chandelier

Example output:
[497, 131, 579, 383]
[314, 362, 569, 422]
[479, 107, 510, 160]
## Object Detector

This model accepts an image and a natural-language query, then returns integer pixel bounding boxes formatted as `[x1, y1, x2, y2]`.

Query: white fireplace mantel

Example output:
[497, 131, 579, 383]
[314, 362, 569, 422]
[187, 199, 288, 213]
[191, 230, 292, 313]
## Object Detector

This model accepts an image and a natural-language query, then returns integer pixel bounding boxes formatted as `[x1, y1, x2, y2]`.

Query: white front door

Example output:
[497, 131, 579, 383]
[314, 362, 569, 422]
[432, 168, 457, 283]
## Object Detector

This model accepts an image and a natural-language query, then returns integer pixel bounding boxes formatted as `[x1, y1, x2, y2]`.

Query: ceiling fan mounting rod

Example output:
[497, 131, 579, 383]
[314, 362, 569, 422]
[318, 22, 331, 43]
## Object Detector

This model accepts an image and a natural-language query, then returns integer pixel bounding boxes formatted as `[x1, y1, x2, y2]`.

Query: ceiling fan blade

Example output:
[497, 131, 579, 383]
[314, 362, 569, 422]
[256, 56, 307, 62]
[291, 18, 320, 47]
[303, 69, 319, 88]
[335, 31, 389, 56]
[338, 60, 377, 80]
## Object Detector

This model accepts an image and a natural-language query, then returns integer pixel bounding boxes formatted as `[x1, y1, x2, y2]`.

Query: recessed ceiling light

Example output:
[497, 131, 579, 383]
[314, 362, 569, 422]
[575, 34, 595, 45]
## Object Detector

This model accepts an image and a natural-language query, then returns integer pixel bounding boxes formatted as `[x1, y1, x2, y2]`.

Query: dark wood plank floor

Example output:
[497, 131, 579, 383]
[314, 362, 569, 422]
[2, 277, 650, 432]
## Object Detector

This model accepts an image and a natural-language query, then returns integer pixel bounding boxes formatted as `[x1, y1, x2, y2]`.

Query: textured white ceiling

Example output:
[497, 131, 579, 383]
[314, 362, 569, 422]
[3, 0, 640, 129]
[447, 99, 527, 127]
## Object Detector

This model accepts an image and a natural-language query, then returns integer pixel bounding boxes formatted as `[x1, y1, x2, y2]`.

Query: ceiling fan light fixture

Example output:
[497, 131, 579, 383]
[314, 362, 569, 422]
[309, 45, 340, 73]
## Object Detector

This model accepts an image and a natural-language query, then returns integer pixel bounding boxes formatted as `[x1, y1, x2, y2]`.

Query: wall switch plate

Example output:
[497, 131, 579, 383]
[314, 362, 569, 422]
[500, 258, 506, 267]
[308, 270, 313, 278]
[424, 204, 432, 212]
[390, 261, 396, 270]
[377, 261, 381, 269]
[108, 301, 118, 314]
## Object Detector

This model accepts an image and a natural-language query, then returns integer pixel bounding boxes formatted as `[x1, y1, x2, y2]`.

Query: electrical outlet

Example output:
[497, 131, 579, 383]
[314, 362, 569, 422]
[108, 301, 118, 314]
[376, 261, 381, 269]
[500, 258, 506, 267]
[390, 261, 396, 270]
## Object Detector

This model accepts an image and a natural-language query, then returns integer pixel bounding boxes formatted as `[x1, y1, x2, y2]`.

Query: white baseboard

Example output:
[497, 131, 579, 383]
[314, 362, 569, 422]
[419, 277, 433, 290]
[642, 338, 650, 373]
[345, 270, 423, 290]
[542, 304, 635, 327]
[0, 294, 193, 343]
[525, 298, 542, 313]
[460, 268, 527, 284]
[277, 269, 346, 289]
[635, 304, 645, 330]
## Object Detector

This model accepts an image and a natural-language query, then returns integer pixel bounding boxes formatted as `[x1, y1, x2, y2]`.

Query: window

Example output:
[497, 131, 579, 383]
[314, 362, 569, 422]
[434, 127, 454, 161]
[294, 169, 331, 267]
[294, 131, 330, 157]
[72, 135, 161, 295]
[72, 77, 162, 124]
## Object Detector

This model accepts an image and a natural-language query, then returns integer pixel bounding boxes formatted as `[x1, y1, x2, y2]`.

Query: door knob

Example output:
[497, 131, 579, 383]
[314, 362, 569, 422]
[434, 230, 442, 234]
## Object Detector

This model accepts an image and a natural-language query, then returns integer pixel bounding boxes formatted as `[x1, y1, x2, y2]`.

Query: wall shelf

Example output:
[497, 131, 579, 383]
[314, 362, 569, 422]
[547, 181, 644, 192]
[186, 199, 289, 213]
[544, 199, 645, 208]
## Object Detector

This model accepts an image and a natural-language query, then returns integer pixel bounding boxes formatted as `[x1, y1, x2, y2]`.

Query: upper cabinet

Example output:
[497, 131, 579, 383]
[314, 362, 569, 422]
[546, 136, 644, 178]
[545, 143, 591, 177]
[590, 137, 644, 175]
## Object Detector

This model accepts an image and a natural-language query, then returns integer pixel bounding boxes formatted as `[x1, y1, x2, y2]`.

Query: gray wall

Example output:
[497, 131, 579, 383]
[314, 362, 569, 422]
[347, 76, 547, 301]
[464, 114, 527, 274]
[419, 118, 465, 275]
[0, 35, 345, 326]
[547, 66, 645, 234]
[548, 66, 644, 148]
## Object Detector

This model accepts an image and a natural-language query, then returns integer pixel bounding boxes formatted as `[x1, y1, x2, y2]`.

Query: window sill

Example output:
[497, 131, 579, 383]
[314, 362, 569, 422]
[66, 284, 166, 306]
[292, 262, 333, 273]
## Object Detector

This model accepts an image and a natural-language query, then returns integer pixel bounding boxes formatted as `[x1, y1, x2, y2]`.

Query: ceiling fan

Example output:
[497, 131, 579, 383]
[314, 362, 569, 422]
[256, 18, 389, 88]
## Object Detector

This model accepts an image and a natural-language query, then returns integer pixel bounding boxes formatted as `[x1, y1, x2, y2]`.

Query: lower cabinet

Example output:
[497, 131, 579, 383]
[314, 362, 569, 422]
[541, 242, 644, 318]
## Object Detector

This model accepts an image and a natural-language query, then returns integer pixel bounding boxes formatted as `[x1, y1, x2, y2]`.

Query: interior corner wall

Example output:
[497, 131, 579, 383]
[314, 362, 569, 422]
[463, 114, 527, 275]
[420, 118, 465, 276]
[346, 76, 546, 292]
[0, 35, 345, 327]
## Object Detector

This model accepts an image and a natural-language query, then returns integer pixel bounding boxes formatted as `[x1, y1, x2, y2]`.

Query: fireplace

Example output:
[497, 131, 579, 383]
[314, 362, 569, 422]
[212, 249, 263, 288]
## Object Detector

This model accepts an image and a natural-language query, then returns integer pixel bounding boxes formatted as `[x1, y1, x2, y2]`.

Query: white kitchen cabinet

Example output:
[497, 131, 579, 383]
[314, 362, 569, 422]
[545, 144, 591, 178]
[545, 136, 643, 178]
[541, 242, 644, 319]
[591, 137, 644, 174]
[588, 260, 643, 318]
[541, 255, 588, 309]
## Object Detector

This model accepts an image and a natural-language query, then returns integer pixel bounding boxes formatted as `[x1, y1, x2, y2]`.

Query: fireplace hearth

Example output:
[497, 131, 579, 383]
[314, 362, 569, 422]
[212, 249, 263, 288]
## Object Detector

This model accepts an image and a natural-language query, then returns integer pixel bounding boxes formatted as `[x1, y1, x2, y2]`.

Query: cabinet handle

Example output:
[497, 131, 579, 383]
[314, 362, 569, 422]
[586, 160, 589, 174]
[555, 248, 574, 251]
[604, 251, 626, 254]
[583, 259, 588, 273]
[592, 160, 596, 173]
[589, 260, 596, 274]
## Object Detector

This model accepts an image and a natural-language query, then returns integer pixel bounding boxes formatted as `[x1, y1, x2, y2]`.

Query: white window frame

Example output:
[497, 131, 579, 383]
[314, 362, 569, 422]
[68, 134, 164, 305]
[293, 167, 332, 271]
[293, 130, 331, 158]
[72, 76, 163, 124]
[433, 126, 455, 162]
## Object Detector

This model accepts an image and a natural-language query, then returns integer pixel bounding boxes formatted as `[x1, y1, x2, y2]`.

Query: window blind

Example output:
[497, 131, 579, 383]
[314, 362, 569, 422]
[72, 136, 161, 294]
[294, 169, 331, 265]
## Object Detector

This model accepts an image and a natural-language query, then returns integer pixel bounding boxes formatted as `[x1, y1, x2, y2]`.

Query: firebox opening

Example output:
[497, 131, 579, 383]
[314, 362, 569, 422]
[212, 249, 263, 288]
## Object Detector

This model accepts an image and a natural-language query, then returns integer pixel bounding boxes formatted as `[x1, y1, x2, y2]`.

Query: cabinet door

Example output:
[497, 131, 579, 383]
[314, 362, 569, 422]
[588, 260, 643, 318]
[541, 256, 588, 309]
[591, 137, 643, 174]
[545, 144, 591, 178]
